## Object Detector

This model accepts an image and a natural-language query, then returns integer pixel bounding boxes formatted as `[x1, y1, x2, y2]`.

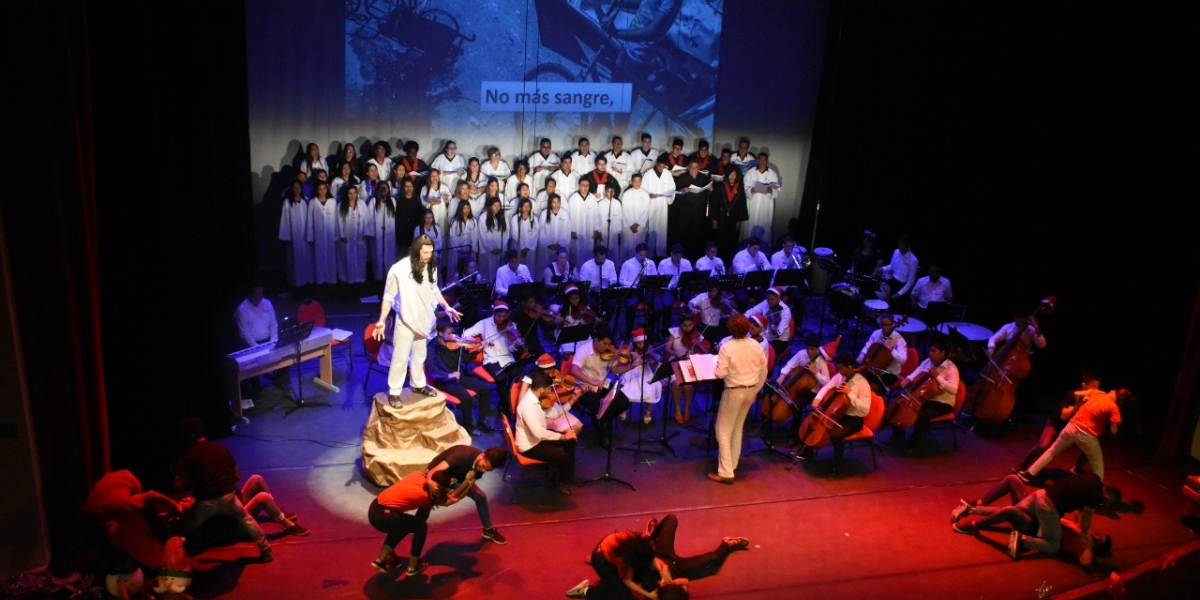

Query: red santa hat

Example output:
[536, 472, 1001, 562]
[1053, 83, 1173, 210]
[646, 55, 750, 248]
[564, 284, 581, 296]
[820, 336, 841, 361]
[751, 314, 769, 329]
[766, 286, 784, 297]
[492, 300, 510, 312]
[536, 353, 556, 369]
[631, 328, 647, 342]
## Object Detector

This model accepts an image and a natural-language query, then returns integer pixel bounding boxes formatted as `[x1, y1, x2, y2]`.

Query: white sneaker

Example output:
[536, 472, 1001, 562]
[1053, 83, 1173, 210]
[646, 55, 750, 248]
[565, 579, 590, 598]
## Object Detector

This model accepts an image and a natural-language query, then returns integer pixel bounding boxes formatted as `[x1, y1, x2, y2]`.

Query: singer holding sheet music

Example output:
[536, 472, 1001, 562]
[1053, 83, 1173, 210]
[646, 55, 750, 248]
[708, 314, 768, 485]
[374, 236, 461, 409]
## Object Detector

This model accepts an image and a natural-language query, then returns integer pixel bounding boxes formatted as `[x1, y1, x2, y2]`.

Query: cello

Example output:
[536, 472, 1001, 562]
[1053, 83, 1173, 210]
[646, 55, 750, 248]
[794, 370, 856, 450]
[761, 357, 827, 425]
[885, 346, 962, 430]
[967, 296, 1057, 425]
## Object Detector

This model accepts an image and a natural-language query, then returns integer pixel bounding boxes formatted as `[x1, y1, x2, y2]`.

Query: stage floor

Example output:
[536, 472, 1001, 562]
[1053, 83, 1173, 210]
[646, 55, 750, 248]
[196, 290, 1200, 599]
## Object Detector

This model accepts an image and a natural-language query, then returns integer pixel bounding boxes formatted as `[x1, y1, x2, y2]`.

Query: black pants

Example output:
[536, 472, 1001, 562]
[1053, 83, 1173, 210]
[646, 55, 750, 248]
[829, 414, 866, 467]
[367, 500, 430, 555]
[895, 401, 954, 450]
[651, 513, 734, 580]
[522, 438, 577, 483]
[484, 362, 517, 420]
[433, 373, 493, 428]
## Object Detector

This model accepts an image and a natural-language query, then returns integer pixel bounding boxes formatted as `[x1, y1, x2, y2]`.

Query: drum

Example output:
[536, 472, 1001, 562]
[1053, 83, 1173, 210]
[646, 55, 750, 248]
[896, 315, 927, 345]
[862, 298, 889, 322]
[810, 247, 836, 294]
[827, 283, 860, 320]
[935, 321, 994, 363]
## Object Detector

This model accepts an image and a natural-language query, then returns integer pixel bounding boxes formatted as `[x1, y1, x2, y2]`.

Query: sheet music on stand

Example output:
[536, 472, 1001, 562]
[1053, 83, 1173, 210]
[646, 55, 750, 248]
[456, 283, 492, 312]
[275, 321, 315, 350]
[677, 269, 711, 292]
[711, 273, 744, 292]
[771, 268, 806, 289]
[678, 354, 719, 384]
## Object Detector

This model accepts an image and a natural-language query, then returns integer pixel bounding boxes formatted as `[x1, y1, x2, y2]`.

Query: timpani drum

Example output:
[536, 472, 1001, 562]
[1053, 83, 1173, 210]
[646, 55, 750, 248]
[810, 247, 836, 294]
[862, 298, 889, 323]
[896, 315, 927, 345]
[827, 283, 860, 320]
[935, 321, 994, 363]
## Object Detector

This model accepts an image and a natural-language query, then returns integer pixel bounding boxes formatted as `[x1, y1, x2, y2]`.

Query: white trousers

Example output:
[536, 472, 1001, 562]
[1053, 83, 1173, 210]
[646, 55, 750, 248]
[715, 386, 760, 478]
[387, 321, 428, 396]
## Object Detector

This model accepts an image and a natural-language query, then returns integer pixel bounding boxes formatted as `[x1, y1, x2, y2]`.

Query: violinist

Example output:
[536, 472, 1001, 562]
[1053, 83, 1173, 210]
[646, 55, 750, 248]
[512, 292, 548, 357]
[552, 284, 599, 353]
[690, 279, 735, 343]
[856, 314, 908, 388]
[516, 354, 583, 435]
[792, 352, 871, 478]
[745, 286, 793, 359]
[569, 325, 632, 448]
[668, 314, 711, 424]
[462, 300, 524, 419]
[493, 249, 532, 300]
[708, 314, 768, 485]
[987, 304, 1046, 359]
[883, 338, 960, 456]
[619, 328, 664, 424]
[427, 318, 494, 435]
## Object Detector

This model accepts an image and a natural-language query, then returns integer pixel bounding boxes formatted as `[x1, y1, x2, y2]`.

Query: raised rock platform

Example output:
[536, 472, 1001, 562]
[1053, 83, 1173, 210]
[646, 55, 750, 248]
[361, 390, 471, 486]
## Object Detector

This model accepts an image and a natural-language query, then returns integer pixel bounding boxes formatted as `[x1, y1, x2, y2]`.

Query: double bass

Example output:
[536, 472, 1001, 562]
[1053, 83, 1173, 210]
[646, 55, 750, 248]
[967, 296, 1057, 425]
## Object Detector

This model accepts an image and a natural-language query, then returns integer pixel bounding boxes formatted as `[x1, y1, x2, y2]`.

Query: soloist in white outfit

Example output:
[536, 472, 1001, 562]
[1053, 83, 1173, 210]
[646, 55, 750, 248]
[381, 257, 443, 395]
[279, 198, 312, 287]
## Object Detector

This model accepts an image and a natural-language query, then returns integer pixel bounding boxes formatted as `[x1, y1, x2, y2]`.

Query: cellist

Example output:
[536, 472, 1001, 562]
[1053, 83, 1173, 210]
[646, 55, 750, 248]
[883, 338, 960, 456]
[792, 352, 871, 478]
[856, 314, 908, 388]
[776, 335, 836, 397]
[986, 304, 1046, 359]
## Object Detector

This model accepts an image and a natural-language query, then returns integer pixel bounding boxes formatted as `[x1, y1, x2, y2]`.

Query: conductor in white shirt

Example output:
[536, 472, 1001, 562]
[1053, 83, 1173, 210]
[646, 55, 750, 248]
[708, 314, 768, 484]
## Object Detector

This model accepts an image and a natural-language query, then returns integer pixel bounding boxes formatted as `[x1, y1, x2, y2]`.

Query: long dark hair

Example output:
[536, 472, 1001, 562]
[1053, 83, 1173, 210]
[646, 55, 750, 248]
[484, 197, 507, 233]
[409, 235, 436, 284]
[375, 182, 395, 216]
[544, 193, 560, 223]
[338, 185, 359, 217]
[452, 200, 473, 234]
[516, 197, 535, 231]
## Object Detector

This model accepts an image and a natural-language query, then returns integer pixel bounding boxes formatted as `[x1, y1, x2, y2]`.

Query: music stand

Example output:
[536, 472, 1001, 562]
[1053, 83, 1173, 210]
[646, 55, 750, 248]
[672, 357, 722, 453]
[711, 273, 744, 292]
[580, 383, 636, 491]
[677, 270, 711, 293]
[771, 268, 805, 290]
[277, 322, 331, 416]
[742, 269, 774, 290]
[456, 283, 492, 322]
[555, 279, 591, 299]
[843, 271, 879, 298]
[554, 323, 595, 355]
[747, 380, 798, 461]
[618, 360, 678, 458]
[505, 282, 544, 304]
[923, 301, 950, 329]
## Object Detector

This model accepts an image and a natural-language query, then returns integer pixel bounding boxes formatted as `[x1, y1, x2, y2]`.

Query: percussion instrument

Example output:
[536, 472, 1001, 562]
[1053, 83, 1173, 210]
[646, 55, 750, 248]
[934, 322, 993, 341]
[827, 283, 860, 320]
[861, 298, 889, 321]
[896, 315, 927, 344]
[810, 247, 837, 294]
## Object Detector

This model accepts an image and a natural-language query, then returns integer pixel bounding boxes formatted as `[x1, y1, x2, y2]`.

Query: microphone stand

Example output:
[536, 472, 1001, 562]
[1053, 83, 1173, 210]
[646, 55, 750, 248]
[618, 344, 675, 459]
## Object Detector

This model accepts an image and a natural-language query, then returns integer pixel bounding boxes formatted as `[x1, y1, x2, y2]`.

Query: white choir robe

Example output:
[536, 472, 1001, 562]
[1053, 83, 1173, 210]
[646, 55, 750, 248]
[620, 361, 662, 404]
[550, 170, 580, 202]
[368, 201, 398, 281]
[630, 148, 659, 174]
[480, 160, 511, 183]
[446, 219, 478, 272]
[336, 202, 370, 284]
[504, 174, 533, 217]
[469, 194, 492, 221]
[604, 151, 634, 189]
[306, 197, 339, 284]
[527, 151, 560, 192]
[640, 168, 676, 258]
[430, 153, 466, 194]
[567, 191, 599, 266]
[594, 198, 624, 260]
[462, 175, 488, 203]
[619, 188, 651, 264]
[533, 189, 552, 216]
[421, 183, 453, 232]
[414, 224, 440, 248]
[368, 157, 393, 183]
[538, 208, 573, 270]
[508, 214, 541, 263]
[731, 152, 756, 172]
[743, 167, 780, 246]
[569, 150, 597, 176]
[301, 157, 329, 178]
[279, 198, 313, 287]
[476, 215, 509, 282]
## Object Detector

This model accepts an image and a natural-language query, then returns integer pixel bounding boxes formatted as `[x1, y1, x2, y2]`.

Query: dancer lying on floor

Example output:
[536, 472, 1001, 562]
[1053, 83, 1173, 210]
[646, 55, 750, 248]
[566, 513, 750, 599]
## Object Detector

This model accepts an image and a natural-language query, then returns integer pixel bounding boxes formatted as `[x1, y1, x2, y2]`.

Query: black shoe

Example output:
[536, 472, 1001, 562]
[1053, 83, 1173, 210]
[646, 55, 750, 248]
[825, 465, 840, 478]
[1016, 470, 1035, 484]
[387, 395, 404, 409]
[414, 386, 439, 397]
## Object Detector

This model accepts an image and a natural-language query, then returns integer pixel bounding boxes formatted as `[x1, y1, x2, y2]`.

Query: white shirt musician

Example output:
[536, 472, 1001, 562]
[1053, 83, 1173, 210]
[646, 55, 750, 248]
[911, 264, 954, 310]
[657, 251, 693, 290]
[771, 237, 806, 270]
[778, 338, 832, 392]
[857, 314, 909, 376]
[462, 304, 518, 370]
[579, 249, 618, 290]
[236, 286, 278, 348]
[689, 285, 734, 330]
[987, 309, 1046, 358]
[744, 288, 793, 345]
[813, 368, 872, 419]
[619, 250, 658, 287]
[695, 243, 727, 276]
[879, 238, 920, 299]
[493, 253, 532, 299]
[732, 241, 770, 274]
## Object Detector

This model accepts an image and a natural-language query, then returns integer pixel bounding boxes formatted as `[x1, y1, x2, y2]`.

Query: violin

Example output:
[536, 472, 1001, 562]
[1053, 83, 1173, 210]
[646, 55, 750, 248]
[966, 296, 1057, 425]
[678, 328, 713, 355]
[443, 335, 484, 352]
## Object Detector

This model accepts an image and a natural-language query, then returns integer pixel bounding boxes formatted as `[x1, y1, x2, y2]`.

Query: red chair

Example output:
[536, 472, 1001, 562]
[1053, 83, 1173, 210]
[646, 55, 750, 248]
[898, 347, 920, 378]
[297, 299, 353, 372]
[928, 379, 967, 451]
[362, 322, 387, 391]
[499, 414, 558, 503]
[842, 392, 886, 471]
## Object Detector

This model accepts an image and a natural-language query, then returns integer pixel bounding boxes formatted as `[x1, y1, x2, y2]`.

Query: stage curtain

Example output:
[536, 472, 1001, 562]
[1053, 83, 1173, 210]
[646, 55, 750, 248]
[1160, 283, 1200, 458]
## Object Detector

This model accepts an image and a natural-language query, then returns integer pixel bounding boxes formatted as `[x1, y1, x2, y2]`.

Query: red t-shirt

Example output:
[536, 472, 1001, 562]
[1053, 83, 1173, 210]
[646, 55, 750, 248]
[1071, 391, 1121, 437]
[377, 471, 433, 511]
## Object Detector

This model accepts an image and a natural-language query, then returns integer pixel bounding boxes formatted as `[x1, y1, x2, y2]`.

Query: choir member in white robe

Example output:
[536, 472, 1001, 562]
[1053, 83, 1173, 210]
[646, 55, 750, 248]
[594, 186, 624, 260]
[279, 181, 312, 287]
[330, 162, 359, 201]
[550, 155, 580, 202]
[421, 169, 453, 234]
[640, 158, 676, 259]
[359, 163, 381, 204]
[368, 183, 398, 281]
[619, 174, 651, 264]
[508, 197, 541, 264]
[566, 178, 599, 267]
[477, 177, 503, 228]
[603, 135, 633, 189]
[306, 182, 339, 284]
[477, 197, 509, 283]
[336, 186, 370, 284]
[534, 177, 558, 216]
[481, 146, 511, 182]
[462, 157, 487, 203]
[367, 140, 393, 183]
[527, 138, 560, 193]
[447, 201, 478, 274]
[414, 209, 440, 251]
[568, 138, 596, 176]
[538, 194, 573, 271]
[629, 133, 659, 175]
[429, 140, 466, 194]
[731, 138, 756, 172]
[503, 162, 533, 217]
[300, 142, 329, 178]
[743, 152, 780, 247]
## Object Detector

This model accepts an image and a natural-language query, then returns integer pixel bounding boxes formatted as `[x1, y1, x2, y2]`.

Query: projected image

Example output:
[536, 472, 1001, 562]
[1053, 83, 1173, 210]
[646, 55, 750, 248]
[345, 0, 722, 142]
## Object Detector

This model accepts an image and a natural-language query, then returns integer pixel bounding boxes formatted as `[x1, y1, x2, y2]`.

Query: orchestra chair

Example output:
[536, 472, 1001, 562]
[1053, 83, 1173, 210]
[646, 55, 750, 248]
[898, 347, 921, 378]
[361, 322, 388, 391]
[499, 414, 558, 503]
[842, 391, 886, 471]
[928, 380, 968, 452]
[297, 299, 353, 372]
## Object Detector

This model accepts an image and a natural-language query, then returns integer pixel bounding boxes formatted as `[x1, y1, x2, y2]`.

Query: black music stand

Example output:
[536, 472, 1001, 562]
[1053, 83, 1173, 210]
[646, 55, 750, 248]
[742, 269, 774, 290]
[618, 359, 678, 459]
[555, 279, 591, 299]
[677, 270, 711, 293]
[747, 380, 798, 461]
[580, 383, 636, 492]
[554, 323, 595, 355]
[771, 268, 805, 290]
[456, 283, 492, 324]
[505, 282, 544, 304]
[278, 322, 331, 417]
[711, 273, 743, 292]
[843, 271, 879, 298]
[634, 274, 672, 332]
